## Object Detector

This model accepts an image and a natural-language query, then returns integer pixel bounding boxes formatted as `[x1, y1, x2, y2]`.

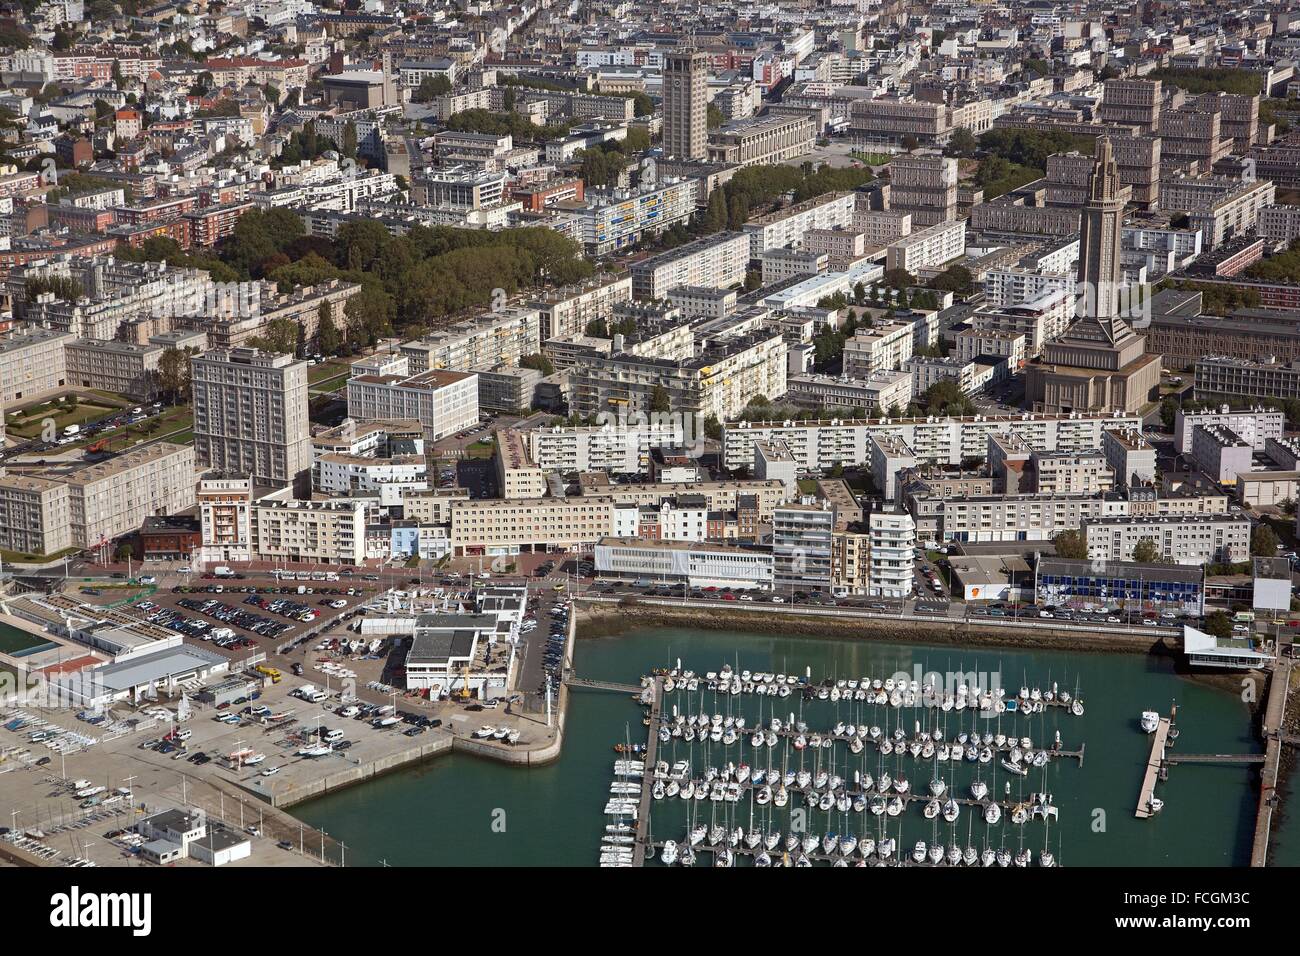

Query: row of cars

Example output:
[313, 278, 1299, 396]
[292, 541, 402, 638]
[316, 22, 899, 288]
[537, 601, 568, 690]
[242, 594, 320, 625]
[178, 597, 295, 640]
[172, 583, 359, 597]
[966, 602, 1180, 627]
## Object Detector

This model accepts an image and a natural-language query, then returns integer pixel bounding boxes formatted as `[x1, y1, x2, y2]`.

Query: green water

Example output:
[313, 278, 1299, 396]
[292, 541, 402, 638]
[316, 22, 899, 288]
[296, 627, 1269, 867]
[0, 622, 55, 657]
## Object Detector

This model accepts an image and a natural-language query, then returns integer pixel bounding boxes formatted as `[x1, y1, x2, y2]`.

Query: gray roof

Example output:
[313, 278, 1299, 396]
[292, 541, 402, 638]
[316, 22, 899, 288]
[407, 629, 476, 665]
[95, 645, 227, 692]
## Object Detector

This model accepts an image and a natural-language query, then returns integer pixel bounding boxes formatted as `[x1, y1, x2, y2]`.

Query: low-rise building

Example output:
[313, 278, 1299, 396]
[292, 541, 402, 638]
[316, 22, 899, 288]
[594, 537, 774, 590]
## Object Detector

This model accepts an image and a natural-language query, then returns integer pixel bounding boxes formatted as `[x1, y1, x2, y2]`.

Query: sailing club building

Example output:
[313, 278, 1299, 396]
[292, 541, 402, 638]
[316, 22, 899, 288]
[1033, 557, 1205, 615]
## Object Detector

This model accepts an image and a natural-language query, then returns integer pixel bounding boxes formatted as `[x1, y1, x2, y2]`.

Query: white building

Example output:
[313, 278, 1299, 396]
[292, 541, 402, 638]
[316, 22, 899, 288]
[595, 537, 775, 589]
[867, 508, 916, 597]
[347, 369, 479, 441]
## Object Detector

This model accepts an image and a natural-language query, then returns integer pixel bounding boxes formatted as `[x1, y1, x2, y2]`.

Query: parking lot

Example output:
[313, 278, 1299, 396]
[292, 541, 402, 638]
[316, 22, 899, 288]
[83, 573, 376, 658]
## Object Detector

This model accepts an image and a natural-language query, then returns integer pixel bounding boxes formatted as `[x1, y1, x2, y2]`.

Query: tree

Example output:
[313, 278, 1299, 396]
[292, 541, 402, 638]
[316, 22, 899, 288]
[249, 318, 301, 355]
[317, 300, 342, 356]
[1052, 529, 1088, 560]
[1202, 610, 1233, 639]
[412, 75, 451, 102]
[649, 385, 671, 413]
[882, 267, 914, 290]
[1159, 397, 1179, 431]
[706, 104, 725, 129]
[116, 542, 134, 561]
[1251, 523, 1280, 557]
[946, 127, 977, 158]
[157, 347, 195, 403]
[1131, 538, 1161, 563]
[342, 121, 357, 159]
[701, 188, 728, 233]
[901, 134, 919, 152]
[929, 265, 975, 295]
[727, 194, 749, 231]
[520, 352, 555, 376]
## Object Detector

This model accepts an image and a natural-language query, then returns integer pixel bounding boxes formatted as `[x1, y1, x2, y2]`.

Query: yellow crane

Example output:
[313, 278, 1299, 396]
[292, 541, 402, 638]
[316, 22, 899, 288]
[455, 664, 473, 700]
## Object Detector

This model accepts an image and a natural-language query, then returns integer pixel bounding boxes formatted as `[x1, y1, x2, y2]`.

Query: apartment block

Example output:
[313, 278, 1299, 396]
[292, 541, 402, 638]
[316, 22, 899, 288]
[63, 442, 195, 548]
[523, 422, 687, 474]
[569, 330, 786, 423]
[64, 338, 162, 399]
[1083, 513, 1251, 565]
[1190, 423, 1253, 485]
[191, 348, 311, 488]
[399, 307, 541, 373]
[346, 369, 479, 442]
[743, 191, 857, 259]
[252, 491, 368, 565]
[1102, 427, 1158, 488]
[1097, 79, 1162, 131]
[0, 475, 72, 556]
[630, 232, 750, 299]
[787, 370, 913, 413]
[496, 427, 547, 499]
[1173, 405, 1284, 454]
[448, 496, 616, 555]
[723, 411, 1143, 472]
[531, 274, 632, 340]
[0, 326, 73, 403]
[843, 322, 914, 377]
[885, 219, 966, 273]
[886, 155, 958, 227]
[773, 502, 836, 590]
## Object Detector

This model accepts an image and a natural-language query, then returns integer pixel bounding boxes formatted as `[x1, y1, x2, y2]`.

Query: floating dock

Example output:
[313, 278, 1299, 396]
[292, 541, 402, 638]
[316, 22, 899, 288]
[1134, 711, 1172, 819]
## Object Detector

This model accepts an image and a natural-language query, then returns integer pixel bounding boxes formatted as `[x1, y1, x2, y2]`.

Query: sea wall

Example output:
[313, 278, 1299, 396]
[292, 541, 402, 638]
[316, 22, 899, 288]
[575, 598, 1177, 655]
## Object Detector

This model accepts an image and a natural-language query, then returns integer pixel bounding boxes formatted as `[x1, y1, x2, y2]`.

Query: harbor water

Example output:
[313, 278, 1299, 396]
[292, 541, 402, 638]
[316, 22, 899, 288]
[296, 626, 1270, 867]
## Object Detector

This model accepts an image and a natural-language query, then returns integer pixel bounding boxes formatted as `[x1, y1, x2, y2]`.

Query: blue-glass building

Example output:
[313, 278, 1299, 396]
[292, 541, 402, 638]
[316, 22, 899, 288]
[1033, 557, 1205, 615]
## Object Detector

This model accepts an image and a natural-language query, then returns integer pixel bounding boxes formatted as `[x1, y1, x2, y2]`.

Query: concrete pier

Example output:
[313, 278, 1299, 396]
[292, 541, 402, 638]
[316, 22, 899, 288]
[1250, 658, 1292, 867]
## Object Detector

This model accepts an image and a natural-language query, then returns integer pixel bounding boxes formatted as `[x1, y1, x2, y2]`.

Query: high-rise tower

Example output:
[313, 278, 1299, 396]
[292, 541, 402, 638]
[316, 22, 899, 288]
[663, 50, 708, 161]
[1076, 135, 1125, 334]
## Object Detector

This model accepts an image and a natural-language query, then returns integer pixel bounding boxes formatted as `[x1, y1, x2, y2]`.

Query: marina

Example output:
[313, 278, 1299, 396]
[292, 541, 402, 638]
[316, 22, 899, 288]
[295, 625, 1275, 867]
[598, 663, 1086, 866]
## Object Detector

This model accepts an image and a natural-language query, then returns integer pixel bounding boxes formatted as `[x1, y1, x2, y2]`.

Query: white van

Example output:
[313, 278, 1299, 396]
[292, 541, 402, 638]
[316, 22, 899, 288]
[322, 728, 344, 743]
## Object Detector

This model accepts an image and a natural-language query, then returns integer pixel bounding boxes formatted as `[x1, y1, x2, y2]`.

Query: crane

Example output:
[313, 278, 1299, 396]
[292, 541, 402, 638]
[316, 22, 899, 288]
[455, 664, 473, 700]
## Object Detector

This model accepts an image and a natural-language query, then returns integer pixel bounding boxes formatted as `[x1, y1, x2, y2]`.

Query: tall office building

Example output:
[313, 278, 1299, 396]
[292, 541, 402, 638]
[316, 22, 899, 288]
[663, 50, 708, 161]
[191, 347, 311, 490]
[1076, 136, 1125, 327]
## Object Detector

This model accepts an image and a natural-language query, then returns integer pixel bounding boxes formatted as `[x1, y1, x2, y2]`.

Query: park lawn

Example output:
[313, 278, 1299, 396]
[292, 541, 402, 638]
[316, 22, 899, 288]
[7, 398, 118, 439]
[465, 440, 496, 459]
[83, 406, 193, 451]
[309, 360, 350, 384]
[796, 478, 819, 495]
[0, 545, 81, 564]
[310, 372, 350, 394]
